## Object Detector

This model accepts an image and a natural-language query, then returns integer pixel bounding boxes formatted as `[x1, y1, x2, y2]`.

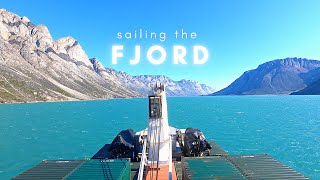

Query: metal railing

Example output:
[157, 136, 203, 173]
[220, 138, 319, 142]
[137, 136, 148, 180]
[168, 135, 172, 180]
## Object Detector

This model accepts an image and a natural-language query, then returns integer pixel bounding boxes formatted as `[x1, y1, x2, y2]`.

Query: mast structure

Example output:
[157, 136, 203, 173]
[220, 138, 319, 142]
[147, 82, 170, 165]
[137, 82, 173, 180]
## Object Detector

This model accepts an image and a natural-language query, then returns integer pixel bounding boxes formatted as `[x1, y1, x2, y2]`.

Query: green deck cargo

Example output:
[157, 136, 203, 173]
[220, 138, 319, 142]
[208, 141, 227, 155]
[65, 159, 130, 180]
[228, 155, 309, 179]
[181, 155, 309, 180]
[182, 156, 246, 179]
[12, 159, 131, 180]
[12, 160, 86, 180]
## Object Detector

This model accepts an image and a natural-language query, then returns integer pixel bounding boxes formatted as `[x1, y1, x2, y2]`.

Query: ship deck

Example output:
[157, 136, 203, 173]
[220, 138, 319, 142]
[145, 164, 177, 180]
[13, 140, 309, 180]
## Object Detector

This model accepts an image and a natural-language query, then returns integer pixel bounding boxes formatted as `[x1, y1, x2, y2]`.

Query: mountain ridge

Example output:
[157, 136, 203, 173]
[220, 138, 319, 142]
[211, 57, 320, 96]
[0, 8, 214, 103]
[101, 63, 215, 96]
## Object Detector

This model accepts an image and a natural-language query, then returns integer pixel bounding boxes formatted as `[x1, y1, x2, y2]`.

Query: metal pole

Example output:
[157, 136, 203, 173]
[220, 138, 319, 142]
[168, 136, 172, 180]
[137, 136, 147, 180]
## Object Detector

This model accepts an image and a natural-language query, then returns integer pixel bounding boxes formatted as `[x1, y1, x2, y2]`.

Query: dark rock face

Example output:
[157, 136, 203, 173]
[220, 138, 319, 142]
[211, 58, 320, 95]
[291, 78, 320, 95]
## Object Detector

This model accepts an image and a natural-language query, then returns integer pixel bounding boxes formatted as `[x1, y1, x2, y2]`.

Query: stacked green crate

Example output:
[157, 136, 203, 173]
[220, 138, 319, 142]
[228, 155, 309, 179]
[182, 156, 245, 180]
[12, 160, 86, 180]
[65, 159, 130, 180]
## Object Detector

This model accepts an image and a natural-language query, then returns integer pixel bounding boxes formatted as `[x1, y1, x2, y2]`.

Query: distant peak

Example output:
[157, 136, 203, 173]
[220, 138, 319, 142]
[270, 57, 316, 63]
[21, 16, 30, 22]
[29, 24, 52, 40]
[179, 79, 198, 83]
[257, 57, 320, 69]
[56, 36, 77, 44]
[0, 8, 9, 13]
[0, 8, 22, 22]
[36, 24, 50, 32]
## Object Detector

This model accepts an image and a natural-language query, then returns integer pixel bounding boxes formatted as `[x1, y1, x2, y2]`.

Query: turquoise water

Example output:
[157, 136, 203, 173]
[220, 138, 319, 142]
[0, 96, 319, 179]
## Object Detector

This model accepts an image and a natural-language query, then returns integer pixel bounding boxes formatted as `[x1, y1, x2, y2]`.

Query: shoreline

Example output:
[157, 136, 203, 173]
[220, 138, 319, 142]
[0, 96, 142, 105]
[2, 94, 320, 105]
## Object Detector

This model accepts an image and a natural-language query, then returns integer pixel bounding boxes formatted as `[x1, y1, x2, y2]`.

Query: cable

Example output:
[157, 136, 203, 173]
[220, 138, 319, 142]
[149, 118, 155, 180]
[155, 117, 162, 180]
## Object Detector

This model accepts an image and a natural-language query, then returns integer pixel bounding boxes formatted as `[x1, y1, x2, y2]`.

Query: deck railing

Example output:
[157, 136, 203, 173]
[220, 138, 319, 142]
[137, 136, 148, 180]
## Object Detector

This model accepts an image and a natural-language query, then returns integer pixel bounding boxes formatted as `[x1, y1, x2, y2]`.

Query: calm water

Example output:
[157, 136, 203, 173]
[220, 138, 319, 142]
[0, 96, 319, 179]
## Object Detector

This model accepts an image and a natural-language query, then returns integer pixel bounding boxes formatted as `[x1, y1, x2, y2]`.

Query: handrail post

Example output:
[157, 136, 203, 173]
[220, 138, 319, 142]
[168, 136, 172, 180]
[137, 136, 147, 180]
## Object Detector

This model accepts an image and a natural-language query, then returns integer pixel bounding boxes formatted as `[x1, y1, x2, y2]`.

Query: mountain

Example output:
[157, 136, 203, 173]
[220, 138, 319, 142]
[132, 75, 214, 96]
[101, 64, 215, 96]
[291, 78, 320, 95]
[0, 9, 214, 103]
[211, 58, 320, 95]
[0, 8, 141, 103]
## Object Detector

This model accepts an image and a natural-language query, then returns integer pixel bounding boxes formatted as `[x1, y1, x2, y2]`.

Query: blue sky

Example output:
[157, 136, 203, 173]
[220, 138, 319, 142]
[2, 0, 320, 90]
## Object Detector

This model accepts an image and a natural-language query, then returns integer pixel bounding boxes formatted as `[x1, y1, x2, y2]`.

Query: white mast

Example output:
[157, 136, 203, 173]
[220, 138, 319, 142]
[147, 82, 170, 165]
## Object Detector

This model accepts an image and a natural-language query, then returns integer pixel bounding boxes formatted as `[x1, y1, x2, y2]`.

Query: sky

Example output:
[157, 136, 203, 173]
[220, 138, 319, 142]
[2, 0, 320, 90]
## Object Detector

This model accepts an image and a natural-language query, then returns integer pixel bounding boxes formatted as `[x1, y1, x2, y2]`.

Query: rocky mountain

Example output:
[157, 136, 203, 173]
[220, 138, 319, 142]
[0, 8, 142, 103]
[291, 78, 320, 95]
[101, 64, 215, 96]
[211, 58, 320, 95]
[0, 9, 214, 103]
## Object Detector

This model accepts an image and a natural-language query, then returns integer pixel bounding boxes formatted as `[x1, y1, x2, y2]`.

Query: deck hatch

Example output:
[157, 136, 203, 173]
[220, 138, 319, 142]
[12, 160, 85, 180]
[65, 159, 131, 180]
[228, 154, 309, 179]
[182, 156, 246, 179]
[208, 141, 227, 155]
[12, 159, 131, 180]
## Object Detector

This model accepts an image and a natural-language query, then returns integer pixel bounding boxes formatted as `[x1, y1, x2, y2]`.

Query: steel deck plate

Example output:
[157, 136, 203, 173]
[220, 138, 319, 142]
[12, 160, 85, 180]
[228, 154, 309, 180]
[65, 159, 130, 180]
[182, 156, 245, 179]
[209, 141, 227, 155]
